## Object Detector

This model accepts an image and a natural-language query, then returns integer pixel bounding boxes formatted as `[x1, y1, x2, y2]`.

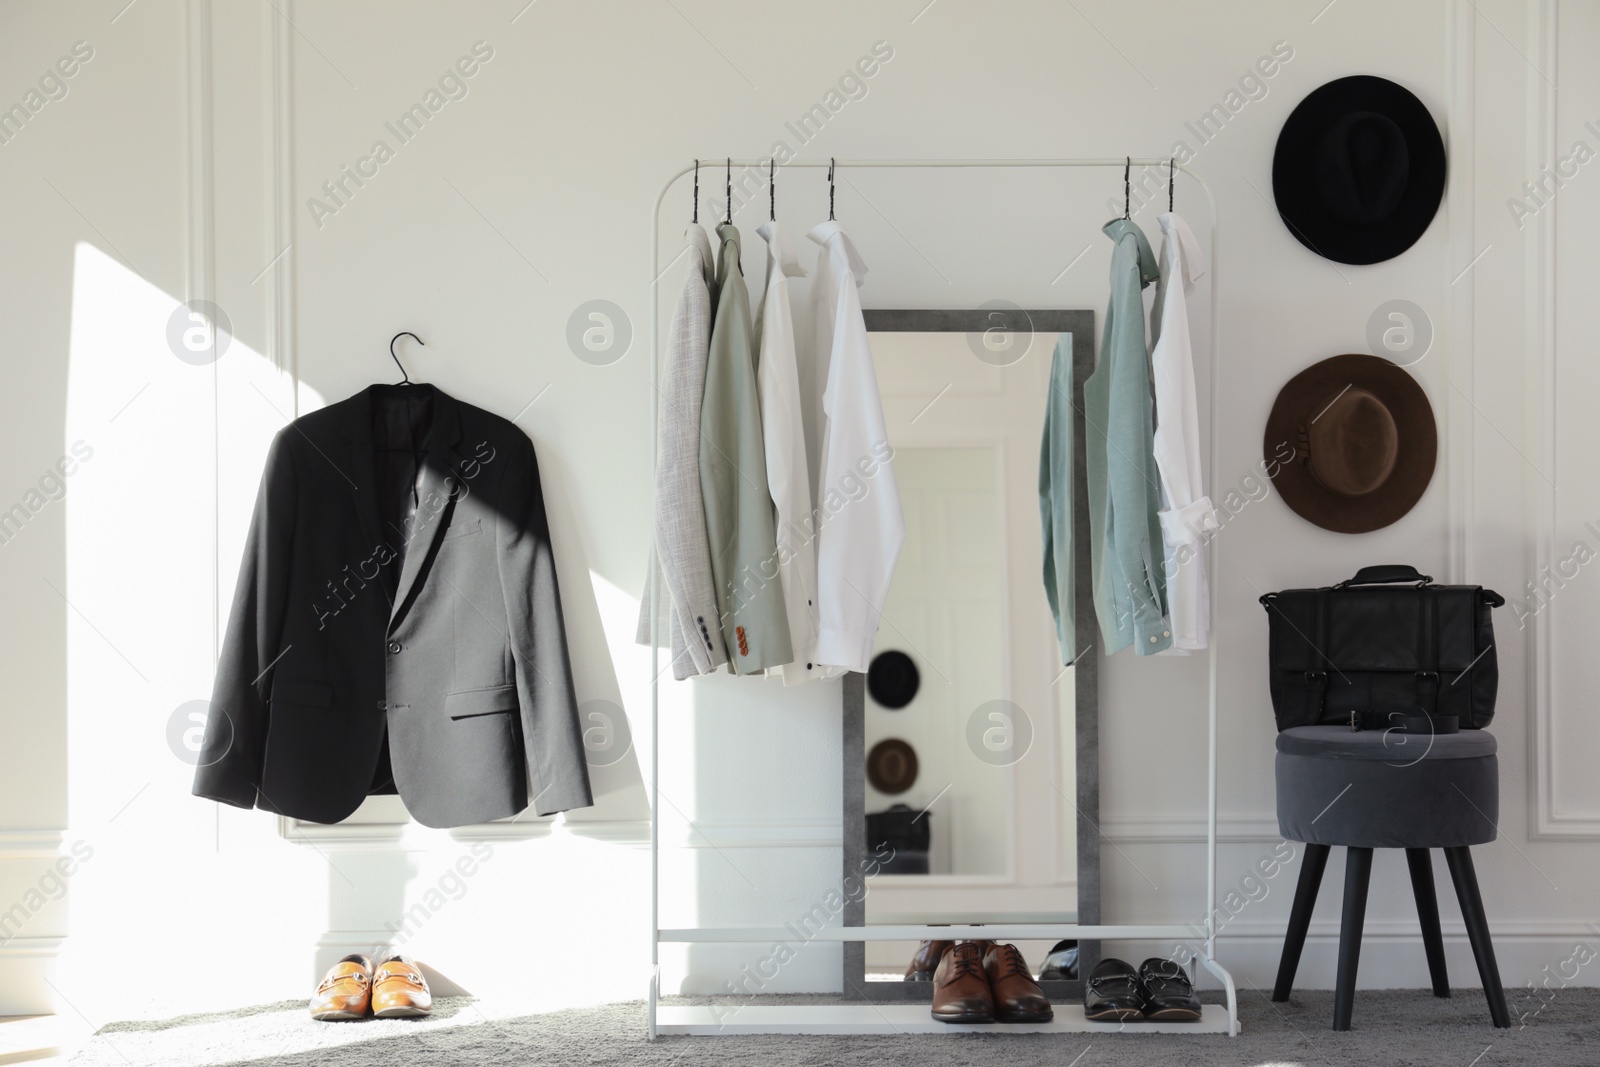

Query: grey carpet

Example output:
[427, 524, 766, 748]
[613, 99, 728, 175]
[70, 988, 1598, 1066]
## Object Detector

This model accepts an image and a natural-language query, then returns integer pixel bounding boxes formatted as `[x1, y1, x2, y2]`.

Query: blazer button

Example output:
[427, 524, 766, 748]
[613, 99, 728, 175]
[387, 640, 402, 654]
[376, 699, 387, 711]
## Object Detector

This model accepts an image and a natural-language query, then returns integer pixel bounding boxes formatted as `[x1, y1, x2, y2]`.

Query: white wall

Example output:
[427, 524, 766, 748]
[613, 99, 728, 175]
[0, 0, 1596, 1025]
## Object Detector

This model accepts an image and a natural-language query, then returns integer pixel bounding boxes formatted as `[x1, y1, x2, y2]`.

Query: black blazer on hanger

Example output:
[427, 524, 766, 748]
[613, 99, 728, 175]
[193, 384, 594, 828]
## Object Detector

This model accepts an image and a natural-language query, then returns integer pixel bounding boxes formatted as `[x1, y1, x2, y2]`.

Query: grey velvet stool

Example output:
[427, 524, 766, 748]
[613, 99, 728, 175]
[1271, 724, 1510, 1030]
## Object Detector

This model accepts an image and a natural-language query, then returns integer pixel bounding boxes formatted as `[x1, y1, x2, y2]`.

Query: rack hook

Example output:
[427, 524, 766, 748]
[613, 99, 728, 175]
[769, 158, 776, 222]
[725, 157, 732, 225]
[1124, 156, 1131, 220]
[389, 331, 423, 385]
[692, 159, 699, 223]
[1168, 157, 1175, 212]
[828, 157, 836, 221]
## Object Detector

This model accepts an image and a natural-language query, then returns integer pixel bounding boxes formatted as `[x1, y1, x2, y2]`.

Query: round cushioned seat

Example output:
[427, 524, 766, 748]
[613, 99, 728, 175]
[1276, 725, 1498, 849]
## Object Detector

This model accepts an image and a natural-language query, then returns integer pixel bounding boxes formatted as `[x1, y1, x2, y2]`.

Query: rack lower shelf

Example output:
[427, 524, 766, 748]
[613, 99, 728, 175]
[655, 1003, 1238, 1035]
[658, 923, 1198, 942]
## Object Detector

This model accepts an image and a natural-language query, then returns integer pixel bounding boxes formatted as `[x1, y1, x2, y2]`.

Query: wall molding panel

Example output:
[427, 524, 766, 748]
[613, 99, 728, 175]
[1527, 0, 1600, 840]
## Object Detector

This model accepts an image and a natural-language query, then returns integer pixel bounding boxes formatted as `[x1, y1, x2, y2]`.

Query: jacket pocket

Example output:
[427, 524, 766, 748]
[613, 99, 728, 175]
[271, 678, 333, 707]
[446, 684, 518, 720]
[444, 517, 482, 541]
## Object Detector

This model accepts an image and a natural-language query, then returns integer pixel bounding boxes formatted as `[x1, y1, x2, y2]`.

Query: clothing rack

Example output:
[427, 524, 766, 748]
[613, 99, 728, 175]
[645, 157, 1238, 1037]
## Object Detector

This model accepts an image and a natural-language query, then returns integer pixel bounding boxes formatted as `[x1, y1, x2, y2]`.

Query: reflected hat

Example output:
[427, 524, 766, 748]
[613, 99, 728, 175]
[1272, 75, 1446, 265]
[866, 739, 919, 795]
[1264, 354, 1437, 534]
[867, 650, 920, 709]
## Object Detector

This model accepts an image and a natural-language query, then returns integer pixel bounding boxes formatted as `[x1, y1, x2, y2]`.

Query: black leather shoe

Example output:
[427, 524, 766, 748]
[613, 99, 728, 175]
[1038, 939, 1079, 981]
[1138, 957, 1202, 1021]
[1084, 958, 1144, 1021]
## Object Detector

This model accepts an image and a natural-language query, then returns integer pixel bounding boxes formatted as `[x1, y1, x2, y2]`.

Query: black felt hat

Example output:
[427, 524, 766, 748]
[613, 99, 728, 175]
[867, 650, 920, 709]
[1272, 75, 1446, 265]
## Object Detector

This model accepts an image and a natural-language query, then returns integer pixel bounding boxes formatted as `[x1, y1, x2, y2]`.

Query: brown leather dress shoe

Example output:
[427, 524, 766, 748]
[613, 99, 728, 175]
[904, 940, 953, 981]
[371, 954, 432, 1018]
[310, 954, 372, 1021]
[984, 942, 1053, 1022]
[930, 942, 994, 1023]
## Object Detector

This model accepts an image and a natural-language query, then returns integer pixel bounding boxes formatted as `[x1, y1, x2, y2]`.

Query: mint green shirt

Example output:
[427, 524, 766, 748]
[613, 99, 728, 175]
[1085, 219, 1171, 655]
[1040, 334, 1077, 664]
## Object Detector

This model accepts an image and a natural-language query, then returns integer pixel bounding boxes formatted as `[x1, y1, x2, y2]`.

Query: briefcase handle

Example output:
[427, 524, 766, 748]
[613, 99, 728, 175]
[1335, 564, 1434, 589]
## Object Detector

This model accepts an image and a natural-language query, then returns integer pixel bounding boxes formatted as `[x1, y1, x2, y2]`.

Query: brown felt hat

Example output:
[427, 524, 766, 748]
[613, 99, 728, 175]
[1264, 354, 1436, 534]
[866, 738, 919, 795]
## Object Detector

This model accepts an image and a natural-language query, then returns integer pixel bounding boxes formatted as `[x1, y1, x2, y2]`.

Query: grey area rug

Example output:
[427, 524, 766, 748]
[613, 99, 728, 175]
[70, 989, 1599, 1066]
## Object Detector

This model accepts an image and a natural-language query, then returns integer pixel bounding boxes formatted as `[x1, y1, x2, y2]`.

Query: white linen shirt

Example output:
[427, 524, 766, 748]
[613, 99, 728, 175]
[806, 220, 904, 675]
[755, 221, 818, 684]
[1149, 211, 1217, 652]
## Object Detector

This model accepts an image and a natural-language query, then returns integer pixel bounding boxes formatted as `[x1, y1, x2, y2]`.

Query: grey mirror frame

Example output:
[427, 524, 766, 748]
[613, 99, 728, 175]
[841, 308, 1099, 1002]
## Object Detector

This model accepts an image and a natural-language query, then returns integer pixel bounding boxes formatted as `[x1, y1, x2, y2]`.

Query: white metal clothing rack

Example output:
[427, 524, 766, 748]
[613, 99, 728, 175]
[645, 157, 1238, 1038]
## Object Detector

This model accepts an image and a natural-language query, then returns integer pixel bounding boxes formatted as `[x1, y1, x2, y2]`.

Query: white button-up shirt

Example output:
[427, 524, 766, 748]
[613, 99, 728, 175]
[1150, 211, 1217, 652]
[755, 221, 818, 684]
[806, 220, 904, 674]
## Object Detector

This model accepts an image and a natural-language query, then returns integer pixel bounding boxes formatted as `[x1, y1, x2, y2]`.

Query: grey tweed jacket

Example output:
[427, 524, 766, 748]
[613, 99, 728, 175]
[637, 224, 728, 677]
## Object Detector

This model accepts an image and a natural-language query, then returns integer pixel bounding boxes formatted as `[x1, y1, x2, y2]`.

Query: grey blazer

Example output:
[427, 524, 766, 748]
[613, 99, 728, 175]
[637, 224, 729, 677]
[193, 384, 593, 828]
[700, 223, 793, 672]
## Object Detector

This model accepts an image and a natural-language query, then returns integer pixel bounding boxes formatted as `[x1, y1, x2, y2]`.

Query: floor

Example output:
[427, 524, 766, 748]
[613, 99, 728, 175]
[52, 987, 1600, 1066]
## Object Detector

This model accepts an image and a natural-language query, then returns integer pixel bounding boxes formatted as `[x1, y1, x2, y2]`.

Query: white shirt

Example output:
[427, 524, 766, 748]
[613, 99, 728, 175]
[1149, 211, 1217, 652]
[755, 221, 818, 684]
[807, 220, 904, 674]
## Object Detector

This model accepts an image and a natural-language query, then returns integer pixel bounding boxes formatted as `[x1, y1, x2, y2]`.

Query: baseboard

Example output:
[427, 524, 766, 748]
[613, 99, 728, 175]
[0, 939, 63, 1018]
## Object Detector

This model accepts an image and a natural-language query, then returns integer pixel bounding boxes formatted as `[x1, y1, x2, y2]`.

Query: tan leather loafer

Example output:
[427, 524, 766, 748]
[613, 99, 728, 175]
[371, 954, 432, 1018]
[310, 954, 372, 1021]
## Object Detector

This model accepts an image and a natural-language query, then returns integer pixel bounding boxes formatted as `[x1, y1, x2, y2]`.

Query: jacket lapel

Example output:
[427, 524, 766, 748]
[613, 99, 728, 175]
[389, 388, 466, 627]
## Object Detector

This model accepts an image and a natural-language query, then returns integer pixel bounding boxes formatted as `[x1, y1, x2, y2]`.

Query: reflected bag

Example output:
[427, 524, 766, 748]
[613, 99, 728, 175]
[867, 803, 930, 853]
[1258, 565, 1504, 731]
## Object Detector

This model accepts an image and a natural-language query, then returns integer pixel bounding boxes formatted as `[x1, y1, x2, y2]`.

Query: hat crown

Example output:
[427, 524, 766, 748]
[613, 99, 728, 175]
[1315, 111, 1411, 225]
[1306, 386, 1398, 496]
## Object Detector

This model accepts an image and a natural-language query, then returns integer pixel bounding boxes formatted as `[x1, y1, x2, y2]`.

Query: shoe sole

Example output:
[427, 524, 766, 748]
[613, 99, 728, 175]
[996, 1012, 1055, 1023]
[310, 1010, 367, 1022]
[931, 1011, 994, 1024]
[1144, 1007, 1203, 1022]
[372, 1006, 432, 1019]
[1084, 1007, 1144, 1022]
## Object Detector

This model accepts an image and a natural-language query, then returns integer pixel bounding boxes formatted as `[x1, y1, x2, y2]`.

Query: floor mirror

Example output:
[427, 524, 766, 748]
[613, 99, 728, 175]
[842, 309, 1100, 1002]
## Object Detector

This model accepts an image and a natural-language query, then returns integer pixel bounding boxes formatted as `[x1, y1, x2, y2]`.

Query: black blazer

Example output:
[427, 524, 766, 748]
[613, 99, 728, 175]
[193, 384, 593, 827]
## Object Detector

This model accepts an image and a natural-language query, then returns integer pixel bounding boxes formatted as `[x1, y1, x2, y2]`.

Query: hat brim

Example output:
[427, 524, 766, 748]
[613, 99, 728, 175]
[1273, 75, 1446, 265]
[1264, 354, 1437, 534]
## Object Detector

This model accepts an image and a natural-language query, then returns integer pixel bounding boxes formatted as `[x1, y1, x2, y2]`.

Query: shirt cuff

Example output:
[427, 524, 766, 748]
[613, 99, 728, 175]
[813, 626, 875, 674]
[1158, 496, 1218, 546]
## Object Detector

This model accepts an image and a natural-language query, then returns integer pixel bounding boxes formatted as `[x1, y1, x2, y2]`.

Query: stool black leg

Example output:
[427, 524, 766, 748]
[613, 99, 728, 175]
[1406, 848, 1450, 997]
[1333, 846, 1373, 1031]
[1273, 843, 1330, 1001]
[1444, 846, 1511, 1028]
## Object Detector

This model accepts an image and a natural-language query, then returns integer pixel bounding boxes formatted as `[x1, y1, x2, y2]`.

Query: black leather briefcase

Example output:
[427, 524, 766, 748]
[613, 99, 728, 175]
[1259, 565, 1505, 732]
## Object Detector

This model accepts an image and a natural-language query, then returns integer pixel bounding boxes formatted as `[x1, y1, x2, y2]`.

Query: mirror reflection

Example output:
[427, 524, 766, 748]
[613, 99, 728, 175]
[858, 314, 1091, 981]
